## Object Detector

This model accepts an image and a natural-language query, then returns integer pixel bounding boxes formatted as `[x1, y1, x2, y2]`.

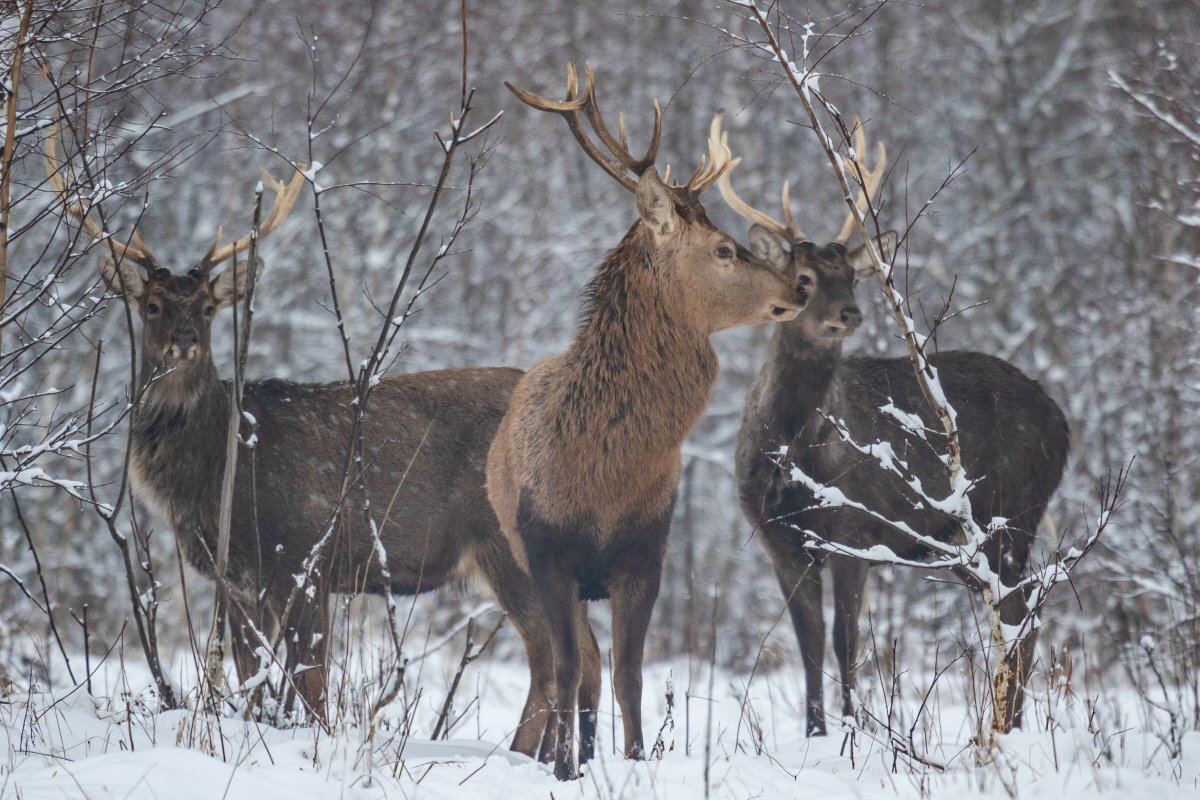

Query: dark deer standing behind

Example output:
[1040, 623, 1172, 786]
[486, 64, 805, 780]
[47, 136, 559, 757]
[716, 116, 1070, 736]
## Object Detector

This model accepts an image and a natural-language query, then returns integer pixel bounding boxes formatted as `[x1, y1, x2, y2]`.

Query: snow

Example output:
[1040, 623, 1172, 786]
[1, 648, 1194, 800]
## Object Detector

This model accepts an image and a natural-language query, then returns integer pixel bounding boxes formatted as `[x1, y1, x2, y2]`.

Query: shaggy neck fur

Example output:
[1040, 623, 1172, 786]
[508, 220, 720, 534]
[753, 325, 842, 450]
[130, 352, 231, 575]
[560, 222, 718, 454]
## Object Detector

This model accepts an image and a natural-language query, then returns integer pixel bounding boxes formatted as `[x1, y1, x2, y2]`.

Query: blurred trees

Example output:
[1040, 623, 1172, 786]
[0, 0, 1194, 694]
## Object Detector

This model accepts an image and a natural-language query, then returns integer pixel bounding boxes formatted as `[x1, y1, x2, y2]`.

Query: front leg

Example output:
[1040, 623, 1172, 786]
[831, 555, 868, 721]
[763, 525, 827, 736]
[608, 510, 672, 760]
[518, 497, 586, 781]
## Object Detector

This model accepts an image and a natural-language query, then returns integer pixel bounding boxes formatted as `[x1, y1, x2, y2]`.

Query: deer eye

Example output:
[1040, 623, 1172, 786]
[203, 305, 215, 317]
[797, 274, 814, 287]
[715, 245, 735, 260]
[146, 302, 161, 315]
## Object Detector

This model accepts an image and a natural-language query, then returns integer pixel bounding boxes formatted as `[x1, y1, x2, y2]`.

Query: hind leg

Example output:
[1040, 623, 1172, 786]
[229, 598, 272, 687]
[281, 593, 330, 721]
[472, 540, 558, 759]
[982, 514, 1040, 731]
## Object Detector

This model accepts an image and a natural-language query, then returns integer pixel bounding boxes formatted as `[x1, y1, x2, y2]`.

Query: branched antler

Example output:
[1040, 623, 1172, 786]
[508, 61, 731, 207]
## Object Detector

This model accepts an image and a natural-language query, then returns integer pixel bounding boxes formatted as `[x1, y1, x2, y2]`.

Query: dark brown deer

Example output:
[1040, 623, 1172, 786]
[46, 135, 560, 757]
[487, 63, 806, 780]
[716, 116, 1070, 736]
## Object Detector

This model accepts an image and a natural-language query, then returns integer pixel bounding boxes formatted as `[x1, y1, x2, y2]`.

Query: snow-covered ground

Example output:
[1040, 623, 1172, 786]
[1, 642, 1196, 800]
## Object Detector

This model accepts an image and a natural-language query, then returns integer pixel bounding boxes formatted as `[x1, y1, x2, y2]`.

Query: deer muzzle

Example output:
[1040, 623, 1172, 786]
[169, 332, 200, 362]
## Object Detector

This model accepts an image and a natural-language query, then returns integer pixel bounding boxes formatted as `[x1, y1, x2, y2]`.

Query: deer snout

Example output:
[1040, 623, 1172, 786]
[169, 331, 200, 361]
[770, 300, 803, 322]
[822, 304, 861, 338]
[768, 284, 806, 322]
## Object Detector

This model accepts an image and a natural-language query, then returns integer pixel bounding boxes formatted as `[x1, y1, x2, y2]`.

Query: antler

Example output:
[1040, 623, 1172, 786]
[508, 61, 729, 207]
[44, 122, 157, 266]
[506, 61, 661, 194]
[833, 116, 887, 244]
[661, 118, 734, 208]
[194, 164, 307, 275]
[712, 112, 803, 242]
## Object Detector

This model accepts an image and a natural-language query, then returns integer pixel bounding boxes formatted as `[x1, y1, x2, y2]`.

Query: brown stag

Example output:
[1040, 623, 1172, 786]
[715, 114, 1069, 735]
[46, 130, 559, 757]
[487, 64, 806, 780]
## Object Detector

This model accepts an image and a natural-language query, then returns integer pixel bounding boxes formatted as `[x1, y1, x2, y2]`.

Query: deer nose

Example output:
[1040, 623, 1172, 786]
[174, 332, 196, 351]
[841, 306, 862, 330]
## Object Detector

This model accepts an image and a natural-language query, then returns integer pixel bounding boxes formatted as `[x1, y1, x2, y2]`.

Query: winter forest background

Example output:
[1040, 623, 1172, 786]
[0, 0, 1197, 792]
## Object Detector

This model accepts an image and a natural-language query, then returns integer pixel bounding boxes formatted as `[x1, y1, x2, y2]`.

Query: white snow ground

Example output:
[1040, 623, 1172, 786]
[1, 649, 1196, 799]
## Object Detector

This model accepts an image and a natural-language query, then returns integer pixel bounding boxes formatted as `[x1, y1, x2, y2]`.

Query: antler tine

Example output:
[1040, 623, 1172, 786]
[44, 121, 154, 265]
[505, 61, 641, 193]
[197, 164, 307, 272]
[711, 111, 795, 241]
[578, 64, 661, 179]
[680, 129, 732, 199]
[780, 181, 801, 240]
[835, 115, 888, 243]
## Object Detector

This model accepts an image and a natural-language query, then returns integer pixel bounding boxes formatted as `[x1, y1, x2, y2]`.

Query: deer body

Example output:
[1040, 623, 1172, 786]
[47, 141, 558, 754]
[118, 266, 561, 750]
[124, 268, 565, 751]
[490, 224, 720, 553]
[736, 241, 1069, 736]
[716, 116, 1069, 736]
[738, 332, 1069, 735]
[132, 362, 523, 602]
[488, 64, 803, 780]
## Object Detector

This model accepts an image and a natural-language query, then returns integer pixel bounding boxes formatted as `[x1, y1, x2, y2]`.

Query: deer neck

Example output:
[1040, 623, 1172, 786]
[563, 226, 719, 463]
[753, 326, 843, 448]
[129, 351, 230, 571]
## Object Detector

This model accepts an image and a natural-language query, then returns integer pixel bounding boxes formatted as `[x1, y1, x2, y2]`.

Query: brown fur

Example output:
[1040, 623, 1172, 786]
[486, 180, 803, 779]
[105, 259, 562, 756]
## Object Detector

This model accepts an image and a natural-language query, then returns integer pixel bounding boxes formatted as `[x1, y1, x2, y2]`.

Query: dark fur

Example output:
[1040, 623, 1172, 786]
[735, 238, 1070, 736]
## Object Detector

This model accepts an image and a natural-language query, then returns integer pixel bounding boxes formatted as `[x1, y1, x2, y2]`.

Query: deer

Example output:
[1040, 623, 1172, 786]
[486, 63, 806, 781]
[715, 115, 1070, 736]
[45, 131, 562, 758]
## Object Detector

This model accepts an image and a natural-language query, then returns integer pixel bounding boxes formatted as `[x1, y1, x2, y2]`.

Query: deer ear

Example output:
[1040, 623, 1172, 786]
[211, 257, 261, 309]
[848, 230, 899, 278]
[635, 168, 679, 243]
[99, 258, 146, 306]
[748, 224, 790, 272]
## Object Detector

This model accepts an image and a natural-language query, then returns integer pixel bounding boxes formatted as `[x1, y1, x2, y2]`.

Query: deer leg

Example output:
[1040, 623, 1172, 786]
[229, 600, 266, 687]
[986, 519, 1038, 731]
[471, 540, 557, 759]
[997, 534, 1038, 731]
[608, 510, 671, 761]
[283, 594, 329, 722]
[831, 556, 868, 721]
[519, 512, 585, 780]
[577, 604, 602, 764]
[766, 534, 827, 736]
[533, 570, 582, 780]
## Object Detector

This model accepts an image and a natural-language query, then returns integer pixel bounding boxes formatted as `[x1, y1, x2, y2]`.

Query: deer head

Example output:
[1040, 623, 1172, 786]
[45, 125, 306, 373]
[713, 113, 895, 343]
[507, 62, 804, 331]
